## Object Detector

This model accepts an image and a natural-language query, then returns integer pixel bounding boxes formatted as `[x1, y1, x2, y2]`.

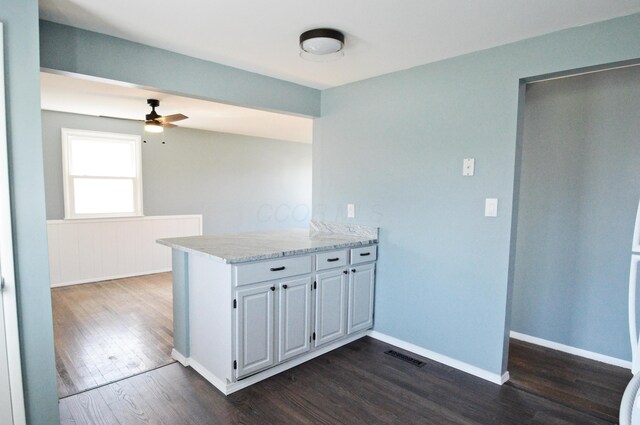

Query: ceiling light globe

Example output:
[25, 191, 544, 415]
[144, 121, 164, 133]
[301, 37, 343, 55]
[299, 29, 345, 62]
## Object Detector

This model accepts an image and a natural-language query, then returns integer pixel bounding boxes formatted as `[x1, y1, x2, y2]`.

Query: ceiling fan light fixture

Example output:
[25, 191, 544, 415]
[144, 120, 164, 133]
[299, 28, 344, 62]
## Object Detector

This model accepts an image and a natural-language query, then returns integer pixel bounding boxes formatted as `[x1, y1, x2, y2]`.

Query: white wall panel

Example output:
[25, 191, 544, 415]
[47, 215, 202, 287]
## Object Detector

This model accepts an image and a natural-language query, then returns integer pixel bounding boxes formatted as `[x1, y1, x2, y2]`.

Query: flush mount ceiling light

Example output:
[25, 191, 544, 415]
[299, 28, 345, 62]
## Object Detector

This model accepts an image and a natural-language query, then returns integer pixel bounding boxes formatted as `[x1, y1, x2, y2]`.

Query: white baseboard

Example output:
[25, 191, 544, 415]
[188, 358, 231, 394]
[367, 330, 508, 385]
[509, 331, 632, 369]
[171, 349, 189, 366]
[50, 268, 172, 288]
[178, 331, 370, 396]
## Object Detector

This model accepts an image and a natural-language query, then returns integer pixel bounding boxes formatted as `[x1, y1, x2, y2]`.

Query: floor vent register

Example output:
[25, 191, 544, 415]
[384, 350, 426, 367]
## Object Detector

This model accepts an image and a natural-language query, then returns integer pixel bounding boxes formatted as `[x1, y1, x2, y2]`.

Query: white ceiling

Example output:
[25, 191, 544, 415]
[40, 72, 313, 143]
[39, 0, 640, 89]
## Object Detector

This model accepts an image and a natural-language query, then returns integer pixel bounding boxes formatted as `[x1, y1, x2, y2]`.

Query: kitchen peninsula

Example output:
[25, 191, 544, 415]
[157, 221, 379, 395]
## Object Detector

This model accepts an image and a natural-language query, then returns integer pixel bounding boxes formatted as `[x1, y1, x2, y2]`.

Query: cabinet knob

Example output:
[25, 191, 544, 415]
[351, 269, 356, 273]
[282, 284, 288, 289]
[343, 270, 348, 275]
[270, 286, 275, 291]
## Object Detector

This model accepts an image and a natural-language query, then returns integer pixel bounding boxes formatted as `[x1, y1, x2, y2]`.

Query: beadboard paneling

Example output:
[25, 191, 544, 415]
[47, 215, 202, 287]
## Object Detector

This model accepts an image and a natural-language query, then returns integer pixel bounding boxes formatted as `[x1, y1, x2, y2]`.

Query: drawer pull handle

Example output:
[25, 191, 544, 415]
[270, 266, 286, 272]
[282, 284, 288, 289]
[327, 257, 340, 262]
[359, 252, 371, 257]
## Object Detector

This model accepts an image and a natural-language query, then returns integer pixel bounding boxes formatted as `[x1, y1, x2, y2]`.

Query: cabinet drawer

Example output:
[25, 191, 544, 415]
[234, 255, 312, 286]
[315, 249, 348, 271]
[350, 245, 377, 265]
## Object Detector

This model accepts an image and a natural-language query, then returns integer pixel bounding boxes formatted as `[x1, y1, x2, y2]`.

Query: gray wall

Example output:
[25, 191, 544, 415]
[314, 14, 640, 376]
[1, 2, 59, 424]
[42, 111, 312, 233]
[510, 66, 640, 361]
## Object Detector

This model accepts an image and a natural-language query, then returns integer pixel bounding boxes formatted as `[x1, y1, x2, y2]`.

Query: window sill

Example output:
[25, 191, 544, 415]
[63, 214, 145, 221]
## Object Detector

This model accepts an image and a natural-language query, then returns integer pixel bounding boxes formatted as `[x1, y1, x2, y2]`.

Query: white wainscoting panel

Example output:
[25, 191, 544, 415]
[47, 215, 202, 287]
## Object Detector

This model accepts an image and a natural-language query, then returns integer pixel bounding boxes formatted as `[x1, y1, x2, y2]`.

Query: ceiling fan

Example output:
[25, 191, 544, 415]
[100, 98, 188, 133]
[143, 99, 187, 133]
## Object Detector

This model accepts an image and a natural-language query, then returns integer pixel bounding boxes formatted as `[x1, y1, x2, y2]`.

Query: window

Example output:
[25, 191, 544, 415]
[61, 128, 143, 219]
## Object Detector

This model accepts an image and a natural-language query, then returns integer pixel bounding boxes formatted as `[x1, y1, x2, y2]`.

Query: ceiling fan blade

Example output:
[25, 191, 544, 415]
[161, 122, 178, 128]
[99, 115, 144, 122]
[157, 113, 188, 123]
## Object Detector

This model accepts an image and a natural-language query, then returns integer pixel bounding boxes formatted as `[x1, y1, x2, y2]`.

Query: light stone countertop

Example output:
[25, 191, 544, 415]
[157, 226, 378, 264]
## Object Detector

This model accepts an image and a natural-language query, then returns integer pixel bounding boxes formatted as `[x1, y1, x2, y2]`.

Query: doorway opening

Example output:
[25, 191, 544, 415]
[42, 71, 314, 399]
[507, 64, 640, 422]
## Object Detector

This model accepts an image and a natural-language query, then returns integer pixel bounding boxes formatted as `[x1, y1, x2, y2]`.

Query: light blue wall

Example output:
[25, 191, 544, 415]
[0, 2, 59, 425]
[39, 21, 320, 117]
[314, 14, 640, 375]
[9, 9, 640, 424]
[511, 66, 640, 361]
[41, 111, 312, 232]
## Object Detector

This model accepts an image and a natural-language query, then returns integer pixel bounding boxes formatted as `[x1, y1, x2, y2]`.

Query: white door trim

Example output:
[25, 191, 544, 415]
[0, 22, 27, 425]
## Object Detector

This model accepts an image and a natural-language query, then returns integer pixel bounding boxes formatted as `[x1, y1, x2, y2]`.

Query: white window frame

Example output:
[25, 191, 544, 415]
[61, 128, 143, 219]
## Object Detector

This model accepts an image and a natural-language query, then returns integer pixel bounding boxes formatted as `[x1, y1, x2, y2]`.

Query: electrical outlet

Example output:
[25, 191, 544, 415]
[347, 203, 355, 218]
[485, 198, 498, 217]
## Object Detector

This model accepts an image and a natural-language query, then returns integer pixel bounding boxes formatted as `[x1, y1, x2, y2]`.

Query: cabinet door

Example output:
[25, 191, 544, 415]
[235, 283, 275, 378]
[348, 263, 375, 334]
[315, 269, 347, 347]
[278, 276, 312, 362]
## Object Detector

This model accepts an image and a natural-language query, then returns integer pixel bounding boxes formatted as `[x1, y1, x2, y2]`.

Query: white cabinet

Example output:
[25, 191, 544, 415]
[348, 263, 375, 334]
[235, 255, 311, 286]
[314, 248, 376, 346]
[235, 283, 275, 378]
[350, 246, 377, 265]
[278, 276, 312, 362]
[179, 243, 377, 395]
[315, 249, 348, 271]
[235, 274, 312, 377]
[314, 269, 348, 347]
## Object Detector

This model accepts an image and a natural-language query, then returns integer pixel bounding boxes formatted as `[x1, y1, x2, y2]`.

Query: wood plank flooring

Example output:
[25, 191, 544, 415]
[61, 337, 619, 425]
[55, 274, 632, 423]
[51, 273, 174, 398]
[507, 338, 631, 423]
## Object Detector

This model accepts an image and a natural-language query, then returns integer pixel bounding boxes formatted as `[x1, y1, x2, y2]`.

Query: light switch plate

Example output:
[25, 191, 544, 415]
[347, 203, 355, 218]
[463, 158, 475, 176]
[485, 198, 498, 217]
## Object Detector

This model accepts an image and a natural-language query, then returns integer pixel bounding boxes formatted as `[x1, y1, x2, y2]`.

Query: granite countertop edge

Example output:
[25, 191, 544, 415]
[157, 236, 378, 264]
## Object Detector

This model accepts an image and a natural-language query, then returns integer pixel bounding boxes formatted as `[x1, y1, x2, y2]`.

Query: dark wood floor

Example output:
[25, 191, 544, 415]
[61, 337, 618, 425]
[507, 338, 631, 423]
[54, 274, 631, 423]
[51, 273, 174, 398]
